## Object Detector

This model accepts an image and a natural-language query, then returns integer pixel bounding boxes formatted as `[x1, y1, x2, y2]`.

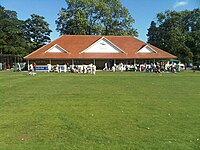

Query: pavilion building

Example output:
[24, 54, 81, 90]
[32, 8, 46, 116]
[24, 35, 177, 70]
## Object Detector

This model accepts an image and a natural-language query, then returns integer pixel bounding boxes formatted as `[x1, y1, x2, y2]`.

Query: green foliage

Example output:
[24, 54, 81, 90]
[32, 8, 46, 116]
[0, 71, 200, 149]
[0, 6, 28, 55]
[146, 21, 158, 46]
[147, 9, 200, 63]
[56, 0, 138, 36]
[0, 6, 52, 56]
[24, 14, 52, 51]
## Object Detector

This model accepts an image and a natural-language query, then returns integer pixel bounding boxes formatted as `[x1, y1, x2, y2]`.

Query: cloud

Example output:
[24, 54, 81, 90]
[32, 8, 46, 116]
[174, 0, 188, 8]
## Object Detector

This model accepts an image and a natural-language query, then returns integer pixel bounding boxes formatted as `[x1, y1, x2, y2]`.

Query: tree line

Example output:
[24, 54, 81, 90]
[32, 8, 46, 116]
[0, 6, 52, 56]
[0, 0, 199, 63]
[147, 9, 200, 63]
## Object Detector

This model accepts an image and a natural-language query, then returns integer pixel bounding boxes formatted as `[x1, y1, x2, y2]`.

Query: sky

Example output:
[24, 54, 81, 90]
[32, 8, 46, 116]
[0, 0, 199, 42]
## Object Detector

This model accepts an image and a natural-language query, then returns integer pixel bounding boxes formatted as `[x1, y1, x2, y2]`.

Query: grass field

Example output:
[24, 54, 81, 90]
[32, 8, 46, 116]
[0, 70, 200, 149]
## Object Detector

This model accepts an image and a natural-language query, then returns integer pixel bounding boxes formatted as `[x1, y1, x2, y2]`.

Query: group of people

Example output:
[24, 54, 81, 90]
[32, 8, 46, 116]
[103, 62, 124, 72]
[103, 62, 185, 73]
[132, 62, 185, 73]
[28, 61, 184, 75]
[47, 64, 61, 73]
[47, 64, 97, 75]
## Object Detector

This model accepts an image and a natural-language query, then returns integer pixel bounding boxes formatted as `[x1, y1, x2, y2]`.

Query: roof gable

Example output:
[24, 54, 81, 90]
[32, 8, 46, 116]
[45, 44, 70, 53]
[24, 35, 177, 59]
[80, 37, 127, 54]
[137, 45, 157, 53]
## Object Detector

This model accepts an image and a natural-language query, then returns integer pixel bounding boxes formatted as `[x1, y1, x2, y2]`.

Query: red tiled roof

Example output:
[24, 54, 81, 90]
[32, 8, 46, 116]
[24, 35, 176, 59]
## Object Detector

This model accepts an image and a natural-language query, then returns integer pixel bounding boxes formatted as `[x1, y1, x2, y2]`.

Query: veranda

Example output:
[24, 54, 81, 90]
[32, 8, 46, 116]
[0, 54, 22, 70]
[27, 58, 170, 71]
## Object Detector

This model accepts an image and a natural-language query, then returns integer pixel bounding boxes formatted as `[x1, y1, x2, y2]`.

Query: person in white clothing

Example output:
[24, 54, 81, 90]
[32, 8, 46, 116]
[103, 62, 108, 71]
[17, 63, 21, 71]
[55, 64, 59, 73]
[92, 64, 96, 75]
[119, 63, 123, 72]
[29, 64, 33, 72]
[47, 64, 51, 72]
[63, 64, 67, 72]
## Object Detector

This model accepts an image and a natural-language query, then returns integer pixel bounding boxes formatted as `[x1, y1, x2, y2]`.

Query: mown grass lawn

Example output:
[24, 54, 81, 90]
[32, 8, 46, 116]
[0, 70, 200, 150]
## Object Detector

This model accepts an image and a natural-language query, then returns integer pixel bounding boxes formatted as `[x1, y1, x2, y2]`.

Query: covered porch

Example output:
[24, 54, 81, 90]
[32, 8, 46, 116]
[26, 58, 170, 71]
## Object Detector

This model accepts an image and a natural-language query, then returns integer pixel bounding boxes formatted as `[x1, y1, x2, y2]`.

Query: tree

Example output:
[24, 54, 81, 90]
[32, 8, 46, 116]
[99, 0, 137, 36]
[0, 6, 28, 55]
[24, 14, 52, 51]
[56, 0, 138, 36]
[185, 9, 200, 62]
[147, 9, 200, 62]
[147, 21, 159, 46]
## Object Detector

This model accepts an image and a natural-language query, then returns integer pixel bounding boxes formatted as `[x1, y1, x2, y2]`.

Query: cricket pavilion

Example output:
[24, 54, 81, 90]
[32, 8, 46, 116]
[24, 35, 177, 70]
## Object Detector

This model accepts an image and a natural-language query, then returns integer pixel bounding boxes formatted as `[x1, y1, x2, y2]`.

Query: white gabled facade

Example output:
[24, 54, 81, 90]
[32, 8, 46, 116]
[80, 37, 127, 54]
[45, 44, 70, 53]
[137, 45, 157, 53]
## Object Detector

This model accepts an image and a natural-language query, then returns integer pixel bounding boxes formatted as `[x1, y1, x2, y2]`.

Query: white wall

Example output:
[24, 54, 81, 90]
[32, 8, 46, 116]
[138, 46, 156, 53]
[84, 38, 121, 53]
